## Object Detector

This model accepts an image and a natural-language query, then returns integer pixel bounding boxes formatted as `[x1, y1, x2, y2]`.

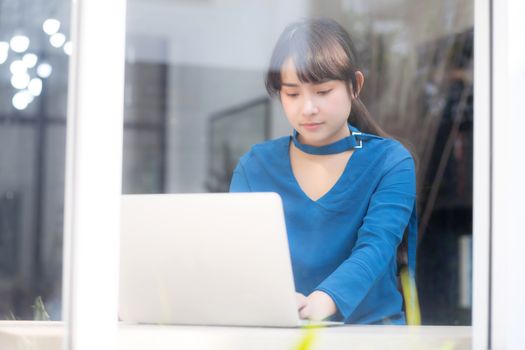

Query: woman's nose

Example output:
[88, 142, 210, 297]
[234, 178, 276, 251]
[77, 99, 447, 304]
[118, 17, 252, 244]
[302, 97, 319, 116]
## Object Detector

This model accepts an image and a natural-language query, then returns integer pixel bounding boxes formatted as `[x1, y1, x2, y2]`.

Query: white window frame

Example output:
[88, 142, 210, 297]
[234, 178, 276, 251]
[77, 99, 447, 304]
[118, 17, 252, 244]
[490, 0, 525, 349]
[473, 0, 490, 349]
[62, 0, 525, 349]
[62, 0, 126, 350]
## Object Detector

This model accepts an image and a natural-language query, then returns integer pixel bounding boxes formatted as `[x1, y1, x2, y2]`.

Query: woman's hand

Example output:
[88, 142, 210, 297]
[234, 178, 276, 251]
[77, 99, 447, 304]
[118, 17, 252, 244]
[298, 291, 337, 321]
[296, 292, 307, 311]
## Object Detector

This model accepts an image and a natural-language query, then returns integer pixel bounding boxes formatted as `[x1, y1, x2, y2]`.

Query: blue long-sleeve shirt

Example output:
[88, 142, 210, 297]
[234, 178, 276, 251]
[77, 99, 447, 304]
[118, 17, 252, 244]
[229, 126, 417, 324]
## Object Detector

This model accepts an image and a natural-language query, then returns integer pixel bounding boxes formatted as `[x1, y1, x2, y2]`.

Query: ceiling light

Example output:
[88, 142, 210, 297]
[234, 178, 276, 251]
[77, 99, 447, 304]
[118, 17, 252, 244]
[10, 35, 30, 53]
[37, 63, 52, 78]
[63, 41, 72, 56]
[43, 19, 61, 35]
[11, 73, 31, 89]
[0, 51, 7, 64]
[0, 41, 8, 64]
[12, 91, 33, 110]
[10, 60, 27, 75]
[50, 33, 66, 48]
[28, 78, 43, 96]
[23, 53, 38, 68]
[0, 41, 8, 53]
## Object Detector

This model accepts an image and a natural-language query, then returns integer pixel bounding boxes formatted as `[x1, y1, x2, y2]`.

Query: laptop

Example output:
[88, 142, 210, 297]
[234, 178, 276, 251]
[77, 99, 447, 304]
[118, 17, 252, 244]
[119, 192, 342, 327]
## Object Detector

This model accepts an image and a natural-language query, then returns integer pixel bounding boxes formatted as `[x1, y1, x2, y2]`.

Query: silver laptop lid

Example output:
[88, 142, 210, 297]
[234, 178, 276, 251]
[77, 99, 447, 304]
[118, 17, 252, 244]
[119, 192, 299, 327]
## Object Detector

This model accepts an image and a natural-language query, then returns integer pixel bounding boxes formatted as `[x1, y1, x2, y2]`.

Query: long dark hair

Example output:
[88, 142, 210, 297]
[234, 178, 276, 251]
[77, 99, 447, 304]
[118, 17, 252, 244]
[265, 18, 416, 272]
[264, 17, 389, 138]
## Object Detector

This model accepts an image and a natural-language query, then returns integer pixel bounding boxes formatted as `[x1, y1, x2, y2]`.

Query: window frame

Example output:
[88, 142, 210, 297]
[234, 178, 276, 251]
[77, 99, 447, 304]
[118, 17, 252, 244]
[61, 1, 509, 349]
[62, 0, 126, 349]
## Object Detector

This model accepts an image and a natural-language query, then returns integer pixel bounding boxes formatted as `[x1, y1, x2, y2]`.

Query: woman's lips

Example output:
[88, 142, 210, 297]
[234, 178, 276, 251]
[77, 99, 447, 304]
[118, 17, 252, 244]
[301, 122, 324, 131]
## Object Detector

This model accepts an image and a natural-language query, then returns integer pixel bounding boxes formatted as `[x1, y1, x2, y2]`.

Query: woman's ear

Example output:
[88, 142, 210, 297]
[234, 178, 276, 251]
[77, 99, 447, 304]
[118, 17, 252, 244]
[354, 71, 365, 98]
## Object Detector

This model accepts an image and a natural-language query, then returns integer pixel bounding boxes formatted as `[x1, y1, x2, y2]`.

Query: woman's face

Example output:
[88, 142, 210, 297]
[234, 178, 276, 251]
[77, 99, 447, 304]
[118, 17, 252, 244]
[279, 57, 355, 147]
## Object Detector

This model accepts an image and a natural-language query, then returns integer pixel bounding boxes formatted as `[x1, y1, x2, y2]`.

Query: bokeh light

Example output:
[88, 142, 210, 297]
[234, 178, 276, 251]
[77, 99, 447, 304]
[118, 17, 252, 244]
[43, 19, 61, 35]
[10, 35, 30, 53]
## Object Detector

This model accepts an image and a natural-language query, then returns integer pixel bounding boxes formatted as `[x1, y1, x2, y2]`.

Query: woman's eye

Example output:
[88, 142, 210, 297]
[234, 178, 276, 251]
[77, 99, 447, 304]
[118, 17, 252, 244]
[285, 93, 299, 98]
[317, 89, 332, 95]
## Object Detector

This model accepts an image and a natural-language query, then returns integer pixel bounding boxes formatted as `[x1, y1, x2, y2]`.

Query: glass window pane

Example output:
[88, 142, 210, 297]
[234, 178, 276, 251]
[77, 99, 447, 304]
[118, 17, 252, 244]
[123, 0, 473, 326]
[0, 0, 70, 323]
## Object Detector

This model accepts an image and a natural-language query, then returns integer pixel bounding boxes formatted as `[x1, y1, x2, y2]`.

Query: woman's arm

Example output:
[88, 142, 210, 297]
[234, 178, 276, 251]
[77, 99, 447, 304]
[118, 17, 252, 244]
[229, 162, 252, 192]
[314, 147, 417, 321]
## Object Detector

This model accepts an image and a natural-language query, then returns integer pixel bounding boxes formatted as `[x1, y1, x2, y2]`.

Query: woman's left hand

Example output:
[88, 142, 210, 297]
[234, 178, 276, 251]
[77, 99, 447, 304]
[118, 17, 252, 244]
[298, 290, 337, 321]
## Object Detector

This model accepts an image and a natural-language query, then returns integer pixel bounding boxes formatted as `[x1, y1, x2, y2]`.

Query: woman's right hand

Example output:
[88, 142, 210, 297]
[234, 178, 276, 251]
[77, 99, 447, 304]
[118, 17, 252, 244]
[295, 292, 307, 313]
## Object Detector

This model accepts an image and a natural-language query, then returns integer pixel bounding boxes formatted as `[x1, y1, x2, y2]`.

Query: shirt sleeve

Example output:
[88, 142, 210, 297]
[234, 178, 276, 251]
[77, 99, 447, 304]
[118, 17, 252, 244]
[229, 162, 252, 192]
[315, 148, 416, 320]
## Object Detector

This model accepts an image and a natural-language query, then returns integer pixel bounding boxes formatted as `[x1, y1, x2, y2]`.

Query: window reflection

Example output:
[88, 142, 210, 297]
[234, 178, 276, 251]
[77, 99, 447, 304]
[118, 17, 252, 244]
[0, 0, 71, 320]
[123, 0, 473, 325]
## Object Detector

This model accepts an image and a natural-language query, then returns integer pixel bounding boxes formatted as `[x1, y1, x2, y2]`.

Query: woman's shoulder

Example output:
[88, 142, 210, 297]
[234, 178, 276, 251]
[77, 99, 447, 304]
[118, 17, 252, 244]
[373, 137, 412, 157]
[361, 134, 415, 169]
[238, 136, 289, 165]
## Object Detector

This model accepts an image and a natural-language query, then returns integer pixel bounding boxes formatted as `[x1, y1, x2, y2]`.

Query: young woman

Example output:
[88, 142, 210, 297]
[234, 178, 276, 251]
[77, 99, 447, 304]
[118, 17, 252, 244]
[229, 18, 417, 325]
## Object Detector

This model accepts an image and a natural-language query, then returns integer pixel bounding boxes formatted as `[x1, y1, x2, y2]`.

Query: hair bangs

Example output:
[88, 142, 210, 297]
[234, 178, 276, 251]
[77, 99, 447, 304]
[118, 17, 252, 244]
[291, 34, 354, 85]
[265, 21, 357, 97]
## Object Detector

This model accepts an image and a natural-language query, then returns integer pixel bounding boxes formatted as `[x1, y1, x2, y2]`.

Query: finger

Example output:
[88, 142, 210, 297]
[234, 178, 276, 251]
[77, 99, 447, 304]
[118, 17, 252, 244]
[296, 293, 307, 309]
[299, 304, 311, 319]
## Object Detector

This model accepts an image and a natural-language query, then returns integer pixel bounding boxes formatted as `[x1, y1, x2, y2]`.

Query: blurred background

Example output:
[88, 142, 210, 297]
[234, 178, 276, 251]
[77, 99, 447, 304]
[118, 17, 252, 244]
[0, 0, 71, 320]
[0, 0, 473, 325]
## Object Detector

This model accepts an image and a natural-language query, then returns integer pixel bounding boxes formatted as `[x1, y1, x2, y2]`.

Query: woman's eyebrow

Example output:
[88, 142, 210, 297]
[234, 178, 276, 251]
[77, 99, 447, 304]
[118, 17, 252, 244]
[281, 80, 332, 87]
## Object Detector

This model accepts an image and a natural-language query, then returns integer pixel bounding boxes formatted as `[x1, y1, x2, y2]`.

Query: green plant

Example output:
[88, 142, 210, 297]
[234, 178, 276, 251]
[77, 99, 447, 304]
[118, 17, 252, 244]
[32, 296, 50, 321]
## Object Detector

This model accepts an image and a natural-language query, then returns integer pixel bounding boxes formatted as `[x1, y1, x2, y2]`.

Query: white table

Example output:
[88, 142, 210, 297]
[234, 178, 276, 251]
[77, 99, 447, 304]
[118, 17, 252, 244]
[0, 321, 471, 350]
